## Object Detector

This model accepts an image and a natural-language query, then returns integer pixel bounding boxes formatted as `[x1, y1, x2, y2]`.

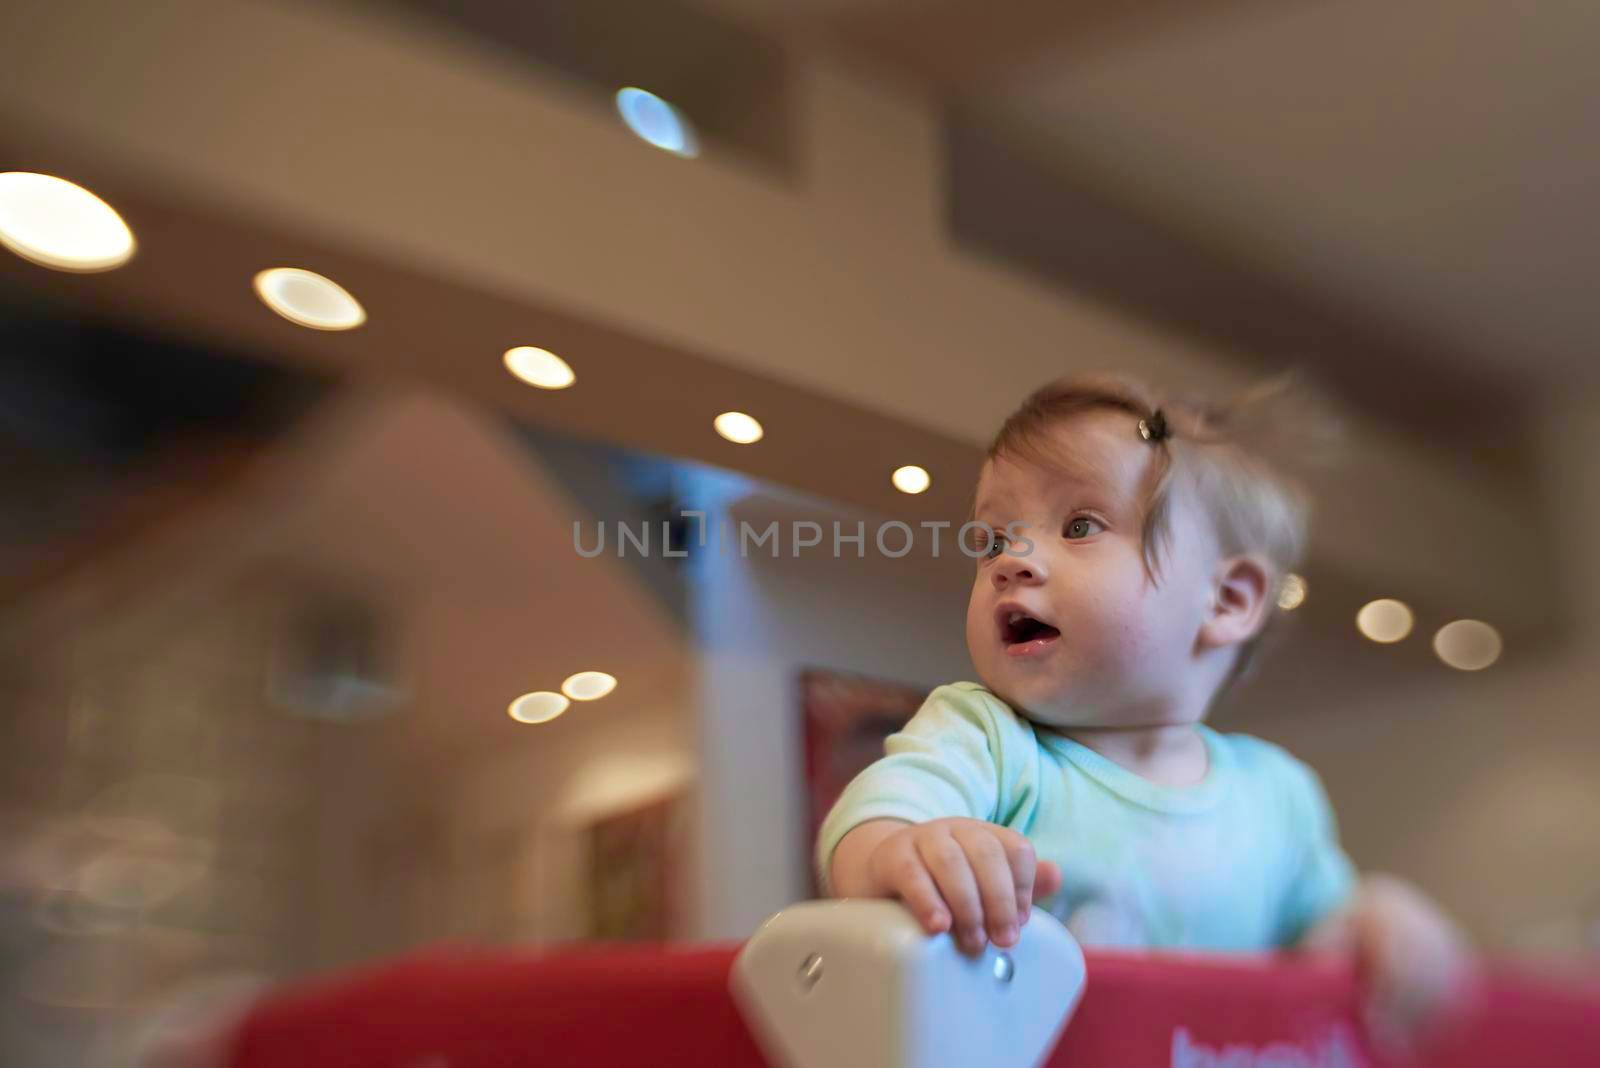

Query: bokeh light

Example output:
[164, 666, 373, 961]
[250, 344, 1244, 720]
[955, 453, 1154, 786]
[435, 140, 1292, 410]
[714, 411, 763, 444]
[508, 691, 570, 724]
[504, 346, 576, 390]
[615, 88, 699, 158]
[253, 268, 366, 331]
[1356, 599, 1413, 643]
[891, 465, 931, 495]
[1434, 619, 1502, 671]
[0, 172, 135, 271]
[561, 671, 617, 702]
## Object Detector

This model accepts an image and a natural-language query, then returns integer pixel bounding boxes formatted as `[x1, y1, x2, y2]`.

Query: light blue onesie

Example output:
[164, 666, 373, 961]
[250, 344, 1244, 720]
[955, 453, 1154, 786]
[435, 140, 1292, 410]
[816, 681, 1356, 950]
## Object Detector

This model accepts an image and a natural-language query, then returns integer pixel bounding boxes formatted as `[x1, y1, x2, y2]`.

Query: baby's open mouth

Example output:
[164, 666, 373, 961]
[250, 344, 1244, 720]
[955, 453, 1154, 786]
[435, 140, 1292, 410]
[999, 608, 1061, 651]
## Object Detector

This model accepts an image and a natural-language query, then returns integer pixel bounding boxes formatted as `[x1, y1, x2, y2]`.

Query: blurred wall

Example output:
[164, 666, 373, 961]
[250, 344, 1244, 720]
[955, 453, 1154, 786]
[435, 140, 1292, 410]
[302, 602, 695, 970]
[270, 394, 699, 961]
[686, 471, 974, 940]
[0, 387, 699, 1067]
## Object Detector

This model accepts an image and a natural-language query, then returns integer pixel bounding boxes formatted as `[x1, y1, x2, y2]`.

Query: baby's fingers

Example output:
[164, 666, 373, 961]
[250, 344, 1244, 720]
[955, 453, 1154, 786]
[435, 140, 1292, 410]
[874, 844, 949, 935]
[954, 826, 1020, 947]
[991, 827, 1039, 921]
[1033, 859, 1063, 902]
[916, 834, 986, 953]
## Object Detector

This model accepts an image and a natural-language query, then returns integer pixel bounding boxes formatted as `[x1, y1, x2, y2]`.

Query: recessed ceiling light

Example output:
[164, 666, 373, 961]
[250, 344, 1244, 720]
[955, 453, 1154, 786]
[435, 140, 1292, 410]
[561, 671, 617, 702]
[508, 691, 570, 724]
[503, 346, 575, 390]
[1277, 573, 1307, 611]
[1434, 620, 1502, 671]
[0, 172, 135, 272]
[1356, 599, 1414, 643]
[253, 268, 366, 331]
[615, 87, 699, 158]
[714, 411, 763, 444]
[892, 465, 931, 495]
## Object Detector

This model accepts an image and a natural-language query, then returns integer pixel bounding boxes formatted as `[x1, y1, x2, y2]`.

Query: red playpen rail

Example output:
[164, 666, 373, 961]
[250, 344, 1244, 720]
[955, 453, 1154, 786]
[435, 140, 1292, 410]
[227, 943, 1599, 1068]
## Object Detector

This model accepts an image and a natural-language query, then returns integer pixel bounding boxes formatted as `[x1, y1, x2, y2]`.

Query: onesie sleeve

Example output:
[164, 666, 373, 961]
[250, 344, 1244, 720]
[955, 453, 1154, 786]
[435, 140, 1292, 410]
[1275, 758, 1359, 945]
[814, 683, 1019, 894]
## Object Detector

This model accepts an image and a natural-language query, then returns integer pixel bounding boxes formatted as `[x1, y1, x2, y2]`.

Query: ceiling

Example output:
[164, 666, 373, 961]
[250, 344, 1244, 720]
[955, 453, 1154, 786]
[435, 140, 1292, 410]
[307, 0, 1588, 440]
[713, 0, 1600, 400]
[980, 0, 1600, 388]
[0, 0, 1569, 651]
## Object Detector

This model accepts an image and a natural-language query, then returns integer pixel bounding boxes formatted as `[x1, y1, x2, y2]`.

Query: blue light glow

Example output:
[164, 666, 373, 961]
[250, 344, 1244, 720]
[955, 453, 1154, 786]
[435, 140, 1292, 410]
[615, 87, 699, 158]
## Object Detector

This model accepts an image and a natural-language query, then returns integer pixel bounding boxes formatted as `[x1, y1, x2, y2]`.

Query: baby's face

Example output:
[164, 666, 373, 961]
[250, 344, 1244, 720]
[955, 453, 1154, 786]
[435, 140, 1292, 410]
[964, 411, 1220, 729]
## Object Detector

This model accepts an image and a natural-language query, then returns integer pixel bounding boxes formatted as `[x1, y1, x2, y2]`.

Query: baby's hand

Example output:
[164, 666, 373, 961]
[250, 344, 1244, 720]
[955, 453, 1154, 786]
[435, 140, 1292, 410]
[1303, 874, 1478, 1059]
[833, 817, 1063, 955]
[1354, 876, 1479, 1058]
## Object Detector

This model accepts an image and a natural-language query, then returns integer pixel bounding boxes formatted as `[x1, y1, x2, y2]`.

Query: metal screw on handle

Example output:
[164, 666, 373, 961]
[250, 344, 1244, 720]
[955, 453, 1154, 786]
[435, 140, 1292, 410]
[797, 953, 824, 993]
[992, 952, 1014, 984]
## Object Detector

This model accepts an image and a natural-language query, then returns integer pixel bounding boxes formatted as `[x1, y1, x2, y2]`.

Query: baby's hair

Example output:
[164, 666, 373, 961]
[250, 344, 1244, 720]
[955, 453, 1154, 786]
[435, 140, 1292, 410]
[980, 371, 1334, 686]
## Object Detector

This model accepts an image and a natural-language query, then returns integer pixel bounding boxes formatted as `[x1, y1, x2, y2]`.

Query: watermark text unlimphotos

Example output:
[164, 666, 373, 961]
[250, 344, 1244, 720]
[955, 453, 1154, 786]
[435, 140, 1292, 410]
[573, 512, 1037, 560]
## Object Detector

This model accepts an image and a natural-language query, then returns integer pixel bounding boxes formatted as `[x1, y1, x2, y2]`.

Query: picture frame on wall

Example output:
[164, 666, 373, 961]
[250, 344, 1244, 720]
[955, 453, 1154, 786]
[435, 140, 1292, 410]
[798, 667, 930, 897]
[584, 791, 687, 941]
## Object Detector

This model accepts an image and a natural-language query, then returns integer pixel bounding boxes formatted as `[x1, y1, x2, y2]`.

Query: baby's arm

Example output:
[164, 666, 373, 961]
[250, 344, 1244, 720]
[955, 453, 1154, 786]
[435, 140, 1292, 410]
[818, 685, 1059, 956]
[1275, 758, 1475, 1054]
[830, 816, 1063, 955]
[1262, 754, 1474, 1054]
[1298, 874, 1476, 1057]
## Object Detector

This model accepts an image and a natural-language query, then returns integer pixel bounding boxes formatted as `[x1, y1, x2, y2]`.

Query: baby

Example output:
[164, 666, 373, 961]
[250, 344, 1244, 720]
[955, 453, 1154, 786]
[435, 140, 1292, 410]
[819, 374, 1472, 1053]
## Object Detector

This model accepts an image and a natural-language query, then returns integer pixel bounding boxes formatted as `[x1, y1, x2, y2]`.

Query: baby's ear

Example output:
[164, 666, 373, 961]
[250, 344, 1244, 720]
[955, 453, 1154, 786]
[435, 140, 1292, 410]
[1198, 555, 1272, 651]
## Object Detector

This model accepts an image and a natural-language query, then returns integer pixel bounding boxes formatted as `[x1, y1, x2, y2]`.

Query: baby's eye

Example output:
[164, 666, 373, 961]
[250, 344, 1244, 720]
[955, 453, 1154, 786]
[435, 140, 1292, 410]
[1063, 516, 1104, 541]
[963, 525, 1003, 558]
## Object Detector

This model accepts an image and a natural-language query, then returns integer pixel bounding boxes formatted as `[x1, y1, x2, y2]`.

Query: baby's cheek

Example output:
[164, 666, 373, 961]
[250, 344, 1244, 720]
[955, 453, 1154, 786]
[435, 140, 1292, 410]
[1099, 616, 1183, 707]
[963, 608, 993, 663]
[1081, 591, 1152, 665]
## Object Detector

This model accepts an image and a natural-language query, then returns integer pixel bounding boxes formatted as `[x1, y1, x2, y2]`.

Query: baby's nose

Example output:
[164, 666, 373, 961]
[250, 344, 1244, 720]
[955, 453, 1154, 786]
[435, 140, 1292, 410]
[992, 558, 1045, 586]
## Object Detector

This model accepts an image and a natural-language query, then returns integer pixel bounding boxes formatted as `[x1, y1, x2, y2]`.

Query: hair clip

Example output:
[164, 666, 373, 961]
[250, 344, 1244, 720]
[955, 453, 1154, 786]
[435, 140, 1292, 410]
[1138, 410, 1171, 443]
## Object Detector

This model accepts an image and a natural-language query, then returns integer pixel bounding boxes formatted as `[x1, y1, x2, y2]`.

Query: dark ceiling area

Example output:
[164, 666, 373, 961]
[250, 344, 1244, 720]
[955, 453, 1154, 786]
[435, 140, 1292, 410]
[361, 0, 796, 175]
[944, 115, 1525, 458]
[0, 297, 331, 588]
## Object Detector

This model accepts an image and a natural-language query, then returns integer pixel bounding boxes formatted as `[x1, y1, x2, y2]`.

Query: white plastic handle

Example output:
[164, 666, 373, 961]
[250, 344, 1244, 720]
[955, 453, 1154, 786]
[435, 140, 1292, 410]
[731, 900, 1086, 1068]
